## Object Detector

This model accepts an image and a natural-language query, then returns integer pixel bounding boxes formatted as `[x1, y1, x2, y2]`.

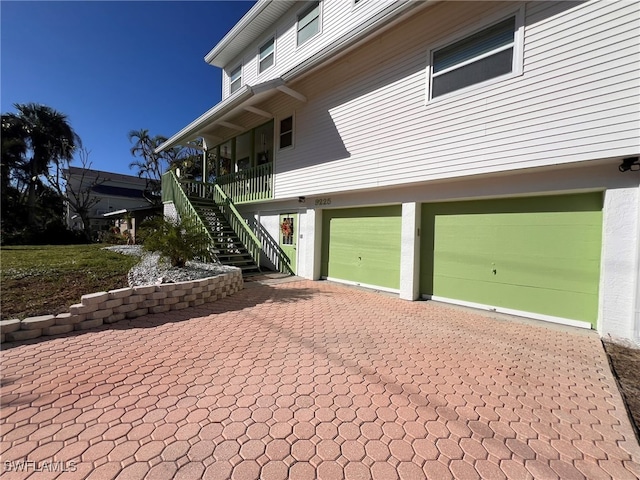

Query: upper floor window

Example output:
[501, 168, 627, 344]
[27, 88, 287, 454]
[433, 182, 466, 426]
[229, 65, 242, 94]
[297, 1, 320, 46]
[259, 37, 275, 74]
[430, 15, 518, 99]
[279, 116, 293, 149]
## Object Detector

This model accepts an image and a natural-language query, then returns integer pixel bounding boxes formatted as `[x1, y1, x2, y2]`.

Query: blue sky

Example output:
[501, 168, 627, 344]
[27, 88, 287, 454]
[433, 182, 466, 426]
[1, 0, 255, 175]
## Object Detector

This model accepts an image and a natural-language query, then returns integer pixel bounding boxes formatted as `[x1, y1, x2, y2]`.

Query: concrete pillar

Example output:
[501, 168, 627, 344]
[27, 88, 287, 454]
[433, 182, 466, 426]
[400, 202, 421, 300]
[599, 186, 640, 340]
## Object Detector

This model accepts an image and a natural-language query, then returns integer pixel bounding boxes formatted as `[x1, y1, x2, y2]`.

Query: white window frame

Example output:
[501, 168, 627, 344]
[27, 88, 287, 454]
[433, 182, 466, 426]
[296, 1, 322, 47]
[229, 64, 243, 95]
[426, 7, 524, 103]
[278, 114, 295, 151]
[258, 36, 276, 75]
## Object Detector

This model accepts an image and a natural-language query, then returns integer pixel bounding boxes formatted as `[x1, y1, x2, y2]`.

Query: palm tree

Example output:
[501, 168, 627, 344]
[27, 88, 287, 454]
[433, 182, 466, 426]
[128, 129, 171, 205]
[3, 103, 81, 226]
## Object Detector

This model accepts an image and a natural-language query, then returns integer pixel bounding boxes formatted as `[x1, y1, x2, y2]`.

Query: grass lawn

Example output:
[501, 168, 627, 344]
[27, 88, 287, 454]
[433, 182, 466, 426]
[1, 244, 138, 319]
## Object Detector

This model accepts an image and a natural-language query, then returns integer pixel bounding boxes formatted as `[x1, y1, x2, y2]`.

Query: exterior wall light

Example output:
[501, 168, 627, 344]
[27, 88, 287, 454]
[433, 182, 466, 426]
[619, 157, 640, 172]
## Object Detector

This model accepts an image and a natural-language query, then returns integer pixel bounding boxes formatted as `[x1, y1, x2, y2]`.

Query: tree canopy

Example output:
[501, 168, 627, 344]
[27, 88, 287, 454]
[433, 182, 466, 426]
[1, 103, 87, 243]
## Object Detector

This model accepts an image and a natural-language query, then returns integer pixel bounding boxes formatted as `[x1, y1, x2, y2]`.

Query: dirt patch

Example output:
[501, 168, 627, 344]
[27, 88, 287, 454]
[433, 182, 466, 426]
[603, 338, 640, 442]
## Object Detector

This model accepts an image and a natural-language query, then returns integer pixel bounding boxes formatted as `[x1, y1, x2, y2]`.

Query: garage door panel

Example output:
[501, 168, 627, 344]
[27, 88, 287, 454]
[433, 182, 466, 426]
[322, 206, 401, 290]
[422, 193, 602, 326]
[434, 276, 599, 321]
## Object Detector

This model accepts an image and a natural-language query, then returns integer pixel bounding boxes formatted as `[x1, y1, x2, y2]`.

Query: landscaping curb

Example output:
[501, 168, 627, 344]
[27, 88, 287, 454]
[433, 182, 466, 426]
[0, 269, 243, 344]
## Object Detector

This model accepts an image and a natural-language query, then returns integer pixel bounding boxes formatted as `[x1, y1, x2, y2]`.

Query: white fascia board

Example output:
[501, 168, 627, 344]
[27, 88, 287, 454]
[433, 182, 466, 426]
[103, 209, 128, 217]
[205, 0, 296, 67]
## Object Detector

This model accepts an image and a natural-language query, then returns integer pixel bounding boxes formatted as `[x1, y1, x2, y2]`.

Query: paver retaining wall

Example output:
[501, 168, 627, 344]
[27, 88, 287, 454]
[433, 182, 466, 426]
[0, 269, 243, 344]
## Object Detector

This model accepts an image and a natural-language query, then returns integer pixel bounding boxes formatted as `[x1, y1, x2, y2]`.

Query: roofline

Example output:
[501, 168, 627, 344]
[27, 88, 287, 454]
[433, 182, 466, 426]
[204, 0, 281, 67]
[155, 78, 285, 153]
[160, 0, 437, 153]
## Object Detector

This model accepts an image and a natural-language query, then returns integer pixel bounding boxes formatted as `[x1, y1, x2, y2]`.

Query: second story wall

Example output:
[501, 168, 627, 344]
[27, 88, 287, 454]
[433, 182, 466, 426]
[221, 0, 408, 98]
[266, 0, 639, 198]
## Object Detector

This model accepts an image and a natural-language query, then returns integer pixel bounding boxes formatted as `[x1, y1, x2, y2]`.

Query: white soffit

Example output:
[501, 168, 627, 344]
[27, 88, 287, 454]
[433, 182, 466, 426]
[155, 78, 304, 153]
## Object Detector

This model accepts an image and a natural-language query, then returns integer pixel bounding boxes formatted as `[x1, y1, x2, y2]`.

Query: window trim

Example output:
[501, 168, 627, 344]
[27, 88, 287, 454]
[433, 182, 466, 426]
[296, 1, 322, 48]
[258, 35, 276, 75]
[278, 115, 295, 151]
[229, 64, 243, 95]
[426, 7, 524, 103]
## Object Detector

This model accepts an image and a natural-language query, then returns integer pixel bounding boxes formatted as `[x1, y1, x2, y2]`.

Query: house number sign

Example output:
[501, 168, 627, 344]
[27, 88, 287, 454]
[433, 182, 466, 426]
[315, 198, 332, 206]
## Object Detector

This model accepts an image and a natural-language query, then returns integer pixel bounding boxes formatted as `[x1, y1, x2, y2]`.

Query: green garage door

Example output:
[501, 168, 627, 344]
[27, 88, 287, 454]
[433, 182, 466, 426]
[322, 206, 402, 290]
[420, 193, 602, 327]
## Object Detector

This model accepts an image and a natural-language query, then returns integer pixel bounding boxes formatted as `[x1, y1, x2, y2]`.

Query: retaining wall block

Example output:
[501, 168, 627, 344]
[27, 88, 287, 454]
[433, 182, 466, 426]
[75, 318, 104, 331]
[195, 278, 209, 288]
[191, 287, 204, 295]
[104, 313, 126, 324]
[189, 299, 205, 307]
[183, 294, 197, 303]
[124, 294, 145, 305]
[81, 291, 109, 306]
[172, 302, 189, 311]
[133, 285, 155, 295]
[86, 309, 113, 321]
[150, 291, 168, 300]
[69, 303, 99, 315]
[163, 297, 180, 306]
[55, 313, 85, 326]
[126, 308, 149, 319]
[21, 315, 56, 330]
[43, 324, 74, 336]
[150, 305, 171, 314]
[173, 280, 195, 290]
[168, 289, 187, 298]
[0, 334, 4, 343]
[114, 304, 139, 314]
[108, 287, 133, 299]
[104, 299, 124, 309]
[157, 283, 176, 292]
[0, 319, 21, 334]
[6, 329, 42, 342]
[141, 299, 159, 309]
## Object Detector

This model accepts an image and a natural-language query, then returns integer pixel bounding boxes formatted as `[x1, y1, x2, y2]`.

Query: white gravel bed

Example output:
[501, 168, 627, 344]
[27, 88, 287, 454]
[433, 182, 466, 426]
[103, 245, 235, 286]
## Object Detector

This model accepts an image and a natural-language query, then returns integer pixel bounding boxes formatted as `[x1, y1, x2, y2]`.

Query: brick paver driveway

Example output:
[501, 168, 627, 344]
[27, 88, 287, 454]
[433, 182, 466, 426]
[2, 279, 639, 479]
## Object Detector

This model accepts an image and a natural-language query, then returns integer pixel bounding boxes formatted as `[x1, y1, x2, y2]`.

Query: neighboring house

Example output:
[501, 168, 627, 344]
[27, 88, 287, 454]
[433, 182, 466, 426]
[158, 0, 640, 342]
[64, 167, 150, 239]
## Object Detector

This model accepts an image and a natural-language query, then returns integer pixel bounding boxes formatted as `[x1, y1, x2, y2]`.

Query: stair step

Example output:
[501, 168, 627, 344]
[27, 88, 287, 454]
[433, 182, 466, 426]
[190, 197, 260, 273]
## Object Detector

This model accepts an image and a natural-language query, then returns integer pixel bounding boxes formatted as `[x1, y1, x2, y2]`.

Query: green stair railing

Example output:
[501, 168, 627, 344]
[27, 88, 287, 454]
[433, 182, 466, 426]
[212, 184, 262, 268]
[161, 171, 216, 262]
[216, 163, 272, 203]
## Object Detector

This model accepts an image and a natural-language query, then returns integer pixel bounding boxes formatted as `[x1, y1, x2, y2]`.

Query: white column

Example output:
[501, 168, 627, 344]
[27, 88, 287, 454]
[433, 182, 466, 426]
[599, 186, 640, 341]
[298, 208, 322, 280]
[300, 208, 323, 280]
[400, 202, 421, 300]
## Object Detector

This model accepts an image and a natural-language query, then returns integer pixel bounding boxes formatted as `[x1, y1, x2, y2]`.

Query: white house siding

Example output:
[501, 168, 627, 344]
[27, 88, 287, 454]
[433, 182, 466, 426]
[222, 0, 411, 98]
[271, 0, 640, 199]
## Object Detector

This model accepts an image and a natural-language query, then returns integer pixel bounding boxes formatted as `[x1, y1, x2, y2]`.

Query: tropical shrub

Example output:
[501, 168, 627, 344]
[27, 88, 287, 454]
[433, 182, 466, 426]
[140, 215, 212, 267]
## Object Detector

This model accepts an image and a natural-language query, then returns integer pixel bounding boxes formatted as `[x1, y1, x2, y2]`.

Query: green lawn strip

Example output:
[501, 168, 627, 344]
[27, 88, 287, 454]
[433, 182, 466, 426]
[1, 245, 138, 319]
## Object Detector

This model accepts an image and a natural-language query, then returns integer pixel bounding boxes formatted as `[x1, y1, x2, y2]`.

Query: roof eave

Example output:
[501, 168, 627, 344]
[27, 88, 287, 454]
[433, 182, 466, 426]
[205, 0, 297, 68]
[155, 78, 285, 153]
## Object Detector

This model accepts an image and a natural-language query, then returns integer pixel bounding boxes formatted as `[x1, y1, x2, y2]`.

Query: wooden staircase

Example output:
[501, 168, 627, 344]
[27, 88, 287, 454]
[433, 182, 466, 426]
[188, 197, 260, 275]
